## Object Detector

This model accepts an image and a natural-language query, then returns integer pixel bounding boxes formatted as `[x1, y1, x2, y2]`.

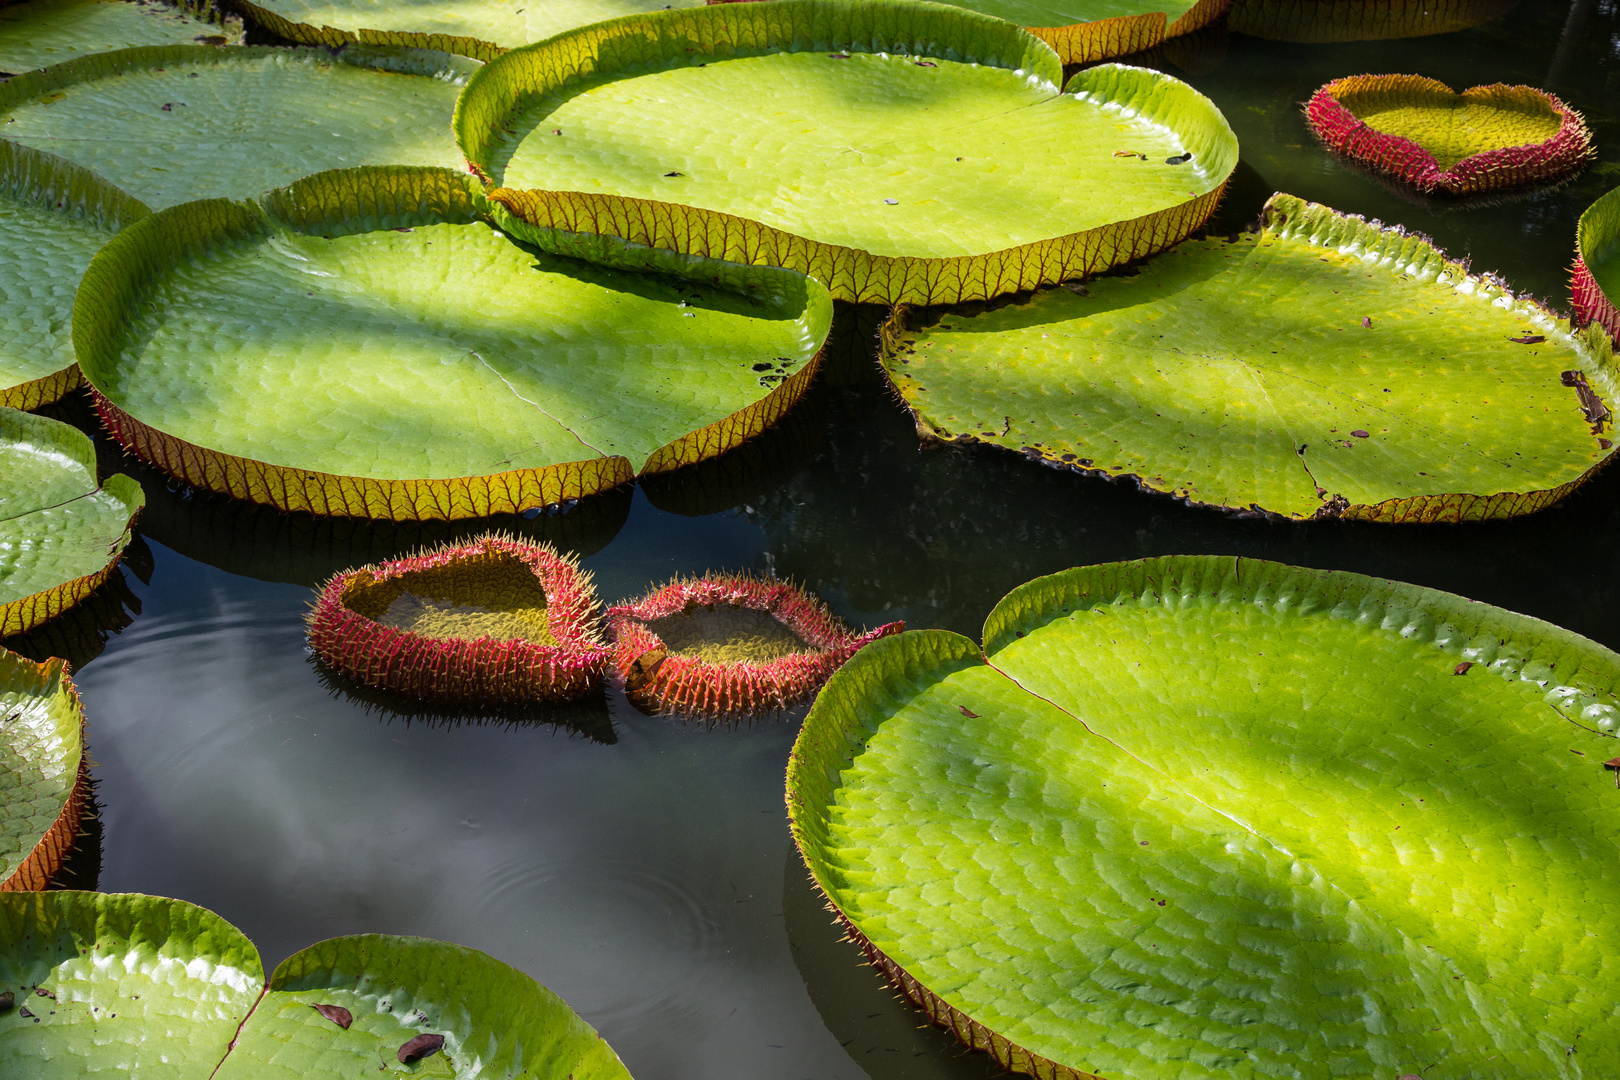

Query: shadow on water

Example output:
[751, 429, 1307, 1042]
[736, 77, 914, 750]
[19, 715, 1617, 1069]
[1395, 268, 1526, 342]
[309, 656, 619, 745]
[1, 563, 145, 674]
[782, 845, 1002, 1080]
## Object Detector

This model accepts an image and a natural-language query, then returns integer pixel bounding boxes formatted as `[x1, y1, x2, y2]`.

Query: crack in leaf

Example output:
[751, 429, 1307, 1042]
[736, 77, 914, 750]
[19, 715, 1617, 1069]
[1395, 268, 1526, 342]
[467, 349, 607, 459]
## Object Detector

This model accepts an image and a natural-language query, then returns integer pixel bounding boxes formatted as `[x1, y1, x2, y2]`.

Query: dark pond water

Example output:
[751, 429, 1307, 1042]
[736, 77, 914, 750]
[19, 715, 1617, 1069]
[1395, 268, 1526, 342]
[11, 4, 1620, 1078]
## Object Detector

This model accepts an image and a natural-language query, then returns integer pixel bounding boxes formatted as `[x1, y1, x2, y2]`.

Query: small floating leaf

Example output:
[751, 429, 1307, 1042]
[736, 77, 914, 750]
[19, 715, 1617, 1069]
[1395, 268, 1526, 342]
[398, 1033, 445, 1063]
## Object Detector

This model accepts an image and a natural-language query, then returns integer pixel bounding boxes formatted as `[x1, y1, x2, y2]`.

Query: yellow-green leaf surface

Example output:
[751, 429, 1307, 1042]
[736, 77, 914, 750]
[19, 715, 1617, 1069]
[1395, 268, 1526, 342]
[73, 166, 831, 521]
[788, 556, 1620, 1080]
[0, 409, 144, 637]
[1227, 0, 1520, 42]
[460, 0, 1236, 304]
[0, 651, 84, 890]
[0, 139, 150, 412]
[234, 0, 703, 58]
[0, 0, 240, 73]
[882, 193, 1618, 522]
[0, 43, 470, 210]
[0, 892, 633, 1079]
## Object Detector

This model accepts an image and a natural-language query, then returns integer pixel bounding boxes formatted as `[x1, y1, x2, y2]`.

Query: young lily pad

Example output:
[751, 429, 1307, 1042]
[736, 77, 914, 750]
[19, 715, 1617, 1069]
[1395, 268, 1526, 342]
[0, 891, 634, 1078]
[0, 140, 150, 412]
[1228, 0, 1520, 42]
[607, 572, 901, 718]
[0, 651, 88, 892]
[788, 555, 1620, 1080]
[0, 0, 241, 74]
[1306, 74, 1594, 196]
[0, 43, 471, 210]
[231, 0, 705, 61]
[0, 409, 144, 638]
[462, 0, 1237, 305]
[881, 193, 1618, 523]
[307, 533, 610, 704]
[73, 165, 832, 520]
[1575, 183, 1620, 345]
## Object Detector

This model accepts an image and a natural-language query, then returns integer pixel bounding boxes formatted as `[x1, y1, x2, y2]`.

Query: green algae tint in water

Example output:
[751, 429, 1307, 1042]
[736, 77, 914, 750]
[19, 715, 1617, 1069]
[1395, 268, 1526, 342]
[50, 5, 1620, 1080]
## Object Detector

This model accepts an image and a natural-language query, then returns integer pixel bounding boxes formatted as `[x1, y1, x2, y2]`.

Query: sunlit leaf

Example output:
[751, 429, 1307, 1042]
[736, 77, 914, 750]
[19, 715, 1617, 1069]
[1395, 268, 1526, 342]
[0, 0, 241, 74]
[789, 555, 1620, 1080]
[0, 651, 87, 892]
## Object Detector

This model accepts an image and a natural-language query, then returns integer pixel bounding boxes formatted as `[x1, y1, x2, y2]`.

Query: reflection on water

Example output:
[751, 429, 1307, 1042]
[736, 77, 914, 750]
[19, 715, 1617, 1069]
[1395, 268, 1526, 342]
[43, 5, 1620, 1079]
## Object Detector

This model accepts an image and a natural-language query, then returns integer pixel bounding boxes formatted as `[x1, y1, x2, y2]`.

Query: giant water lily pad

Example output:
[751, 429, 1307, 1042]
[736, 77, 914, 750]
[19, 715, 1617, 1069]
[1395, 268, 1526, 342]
[0, 651, 87, 892]
[0, 43, 470, 210]
[789, 556, 1620, 1079]
[1305, 74, 1593, 196]
[1575, 183, 1620, 345]
[74, 166, 832, 520]
[232, 0, 703, 60]
[463, 0, 1237, 305]
[881, 193, 1618, 522]
[0, 140, 150, 412]
[0, 891, 633, 1078]
[0, 409, 144, 637]
[0, 0, 240, 74]
[1228, 0, 1520, 42]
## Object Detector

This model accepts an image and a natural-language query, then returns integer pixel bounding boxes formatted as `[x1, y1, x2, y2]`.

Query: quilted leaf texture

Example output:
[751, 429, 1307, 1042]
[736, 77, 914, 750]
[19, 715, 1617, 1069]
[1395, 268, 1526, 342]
[0, 650, 88, 892]
[788, 555, 1620, 1079]
[0, 409, 144, 637]
[0, 0, 241, 73]
[0, 43, 472, 210]
[461, 0, 1236, 304]
[881, 193, 1619, 522]
[1575, 183, 1620, 345]
[0, 892, 632, 1078]
[73, 165, 831, 521]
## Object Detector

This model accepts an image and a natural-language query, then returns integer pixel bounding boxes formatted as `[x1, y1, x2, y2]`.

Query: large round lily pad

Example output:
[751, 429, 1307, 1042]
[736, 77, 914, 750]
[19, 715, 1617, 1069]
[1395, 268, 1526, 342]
[0, 43, 470, 210]
[1575, 182, 1620, 345]
[462, 0, 1237, 305]
[1305, 74, 1594, 196]
[0, 651, 87, 892]
[1228, 0, 1520, 42]
[74, 166, 832, 520]
[0, 409, 144, 638]
[0, 890, 633, 1078]
[788, 555, 1620, 1079]
[0, 0, 241, 74]
[996, 0, 1228, 61]
[881, 192, 1619, 523]
[0, 140, 150, 412]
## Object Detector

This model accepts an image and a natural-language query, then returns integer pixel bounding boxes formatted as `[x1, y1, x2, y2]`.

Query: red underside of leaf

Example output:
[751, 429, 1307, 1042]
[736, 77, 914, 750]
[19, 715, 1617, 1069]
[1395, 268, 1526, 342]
[306, 535, 608, 704]
[1573, 256, 1620, 345]
[607, 573, 902, 718]
[1305, 78, 1594, 195]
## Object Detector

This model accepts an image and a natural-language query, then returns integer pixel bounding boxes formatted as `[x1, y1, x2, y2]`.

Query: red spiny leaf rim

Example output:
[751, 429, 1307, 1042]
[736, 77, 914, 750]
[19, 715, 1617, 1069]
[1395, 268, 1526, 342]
[1573, 256, 1620, 346]
[305, 533, 608, 704]
[607, 572, 902, 719]
[1305, 74, 1594, 196]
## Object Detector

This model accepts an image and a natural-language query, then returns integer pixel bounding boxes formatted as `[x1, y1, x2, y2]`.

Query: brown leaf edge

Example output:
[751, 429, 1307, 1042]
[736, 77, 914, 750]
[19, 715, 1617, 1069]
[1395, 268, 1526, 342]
[0, 656, 90, 893]
[1030, 0, 1230, 63]
[874, 192, 1620, 524]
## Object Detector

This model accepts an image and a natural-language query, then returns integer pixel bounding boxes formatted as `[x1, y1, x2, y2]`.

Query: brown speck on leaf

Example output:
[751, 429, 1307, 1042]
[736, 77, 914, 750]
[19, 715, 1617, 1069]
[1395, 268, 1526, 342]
[161, 103, 173, 111]
[1454, 661, 1473, 675]
[313, 1003, 352, 1029]
[34, 988, 53, 1000]
[17, 1006, 31, 1019]
[958, 705, 979, 718]
[0, 991, 12, 1011]
[1509, 334, 1546, 344]
[1351, 430, 1369, 438]
[399, 1033, 445, 1064]
[913, 60, 936, 66]
[1361, 316, 1372, 328]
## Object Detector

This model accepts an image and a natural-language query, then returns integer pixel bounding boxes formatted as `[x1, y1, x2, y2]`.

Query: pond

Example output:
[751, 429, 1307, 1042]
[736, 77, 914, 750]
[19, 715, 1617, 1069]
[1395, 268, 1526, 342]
[9, 3, 1620, 1078]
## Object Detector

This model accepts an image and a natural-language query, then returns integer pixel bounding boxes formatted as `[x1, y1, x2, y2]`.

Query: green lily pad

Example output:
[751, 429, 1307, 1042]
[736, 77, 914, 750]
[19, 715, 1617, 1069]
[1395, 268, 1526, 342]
[232, 0, 705, 60]
[0, 140, 150, 412]
[0, 409, 144, 638]
[0, 891, 633, 1078]
[73, 165, 832, 520]
[0, 0, 241, 74]
[0, 650, 87, 891]
[0, 43, 471, 210]
[987, 0, 1227, 61]
[881, 192, 1618, 522]
[1575, 182, 1620, 344]
[1227, 0, 1520, 42]
[788, 555, 1620, 1080]
[464, 0, 1236, 305]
